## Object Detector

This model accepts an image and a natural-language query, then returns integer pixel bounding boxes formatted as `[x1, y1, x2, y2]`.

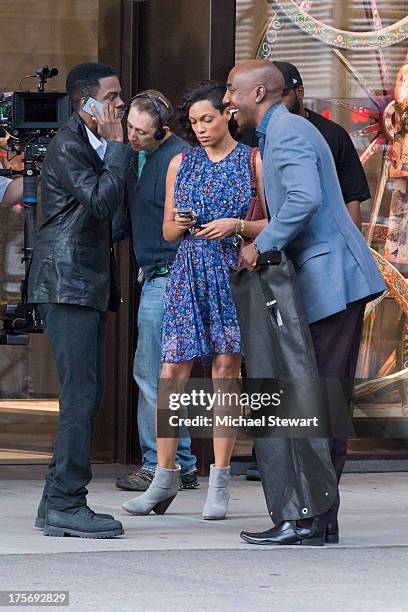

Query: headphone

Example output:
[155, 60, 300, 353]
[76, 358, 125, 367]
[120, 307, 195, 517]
[130, 91, 170, 141]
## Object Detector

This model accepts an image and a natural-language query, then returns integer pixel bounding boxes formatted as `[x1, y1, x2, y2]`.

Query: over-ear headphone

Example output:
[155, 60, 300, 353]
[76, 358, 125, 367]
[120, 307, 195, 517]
[130, 91, 170, 141]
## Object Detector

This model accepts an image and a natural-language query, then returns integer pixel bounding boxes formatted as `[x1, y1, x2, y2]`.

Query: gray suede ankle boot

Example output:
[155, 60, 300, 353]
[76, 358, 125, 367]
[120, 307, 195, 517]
[122, 465, 180, 516]
[202, 464, 231, 520]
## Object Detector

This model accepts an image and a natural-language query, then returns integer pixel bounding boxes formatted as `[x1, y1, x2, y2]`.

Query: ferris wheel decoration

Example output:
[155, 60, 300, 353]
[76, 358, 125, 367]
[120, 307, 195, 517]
[257, 0, 408, 264]
[268, 0, 408, 50]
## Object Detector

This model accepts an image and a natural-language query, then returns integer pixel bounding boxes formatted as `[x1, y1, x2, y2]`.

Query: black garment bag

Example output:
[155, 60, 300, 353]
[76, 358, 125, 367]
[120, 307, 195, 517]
[230, 251, 337, 523]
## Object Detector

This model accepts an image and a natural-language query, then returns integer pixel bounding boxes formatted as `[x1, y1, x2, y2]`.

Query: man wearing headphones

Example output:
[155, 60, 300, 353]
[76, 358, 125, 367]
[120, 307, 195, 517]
[114, 90, 198, 492]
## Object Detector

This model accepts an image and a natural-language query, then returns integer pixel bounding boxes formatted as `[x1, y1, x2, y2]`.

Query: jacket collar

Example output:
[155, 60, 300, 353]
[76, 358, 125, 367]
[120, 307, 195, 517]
[67, 112, 89, 139]
[256, 103, 286, 156]
[66, 112, 103, 166]
[256, 102, 287, 136]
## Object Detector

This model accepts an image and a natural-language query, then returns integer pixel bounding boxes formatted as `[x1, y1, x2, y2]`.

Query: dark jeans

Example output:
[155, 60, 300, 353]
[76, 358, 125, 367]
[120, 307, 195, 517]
[38, 303, 107, 512]
[310, 299, 366, 522]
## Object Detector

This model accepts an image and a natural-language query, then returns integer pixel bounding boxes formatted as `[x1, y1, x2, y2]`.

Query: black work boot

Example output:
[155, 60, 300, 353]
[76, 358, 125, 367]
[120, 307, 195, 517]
[35, 498, 114, 530]
[43, 506, 124, 538]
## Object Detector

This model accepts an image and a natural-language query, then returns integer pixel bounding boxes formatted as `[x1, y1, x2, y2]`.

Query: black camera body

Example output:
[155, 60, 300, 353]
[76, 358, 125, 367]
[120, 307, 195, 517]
[0, 90, 70, 160]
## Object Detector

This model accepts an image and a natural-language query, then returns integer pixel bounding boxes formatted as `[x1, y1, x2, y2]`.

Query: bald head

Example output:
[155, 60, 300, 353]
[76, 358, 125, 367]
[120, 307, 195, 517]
[224, 60, 284, 129]
[228, 60, 284, 100]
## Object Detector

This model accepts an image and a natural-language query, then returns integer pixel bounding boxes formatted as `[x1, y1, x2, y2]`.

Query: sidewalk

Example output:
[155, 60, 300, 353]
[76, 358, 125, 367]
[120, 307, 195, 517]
[1, 472, 407, 611]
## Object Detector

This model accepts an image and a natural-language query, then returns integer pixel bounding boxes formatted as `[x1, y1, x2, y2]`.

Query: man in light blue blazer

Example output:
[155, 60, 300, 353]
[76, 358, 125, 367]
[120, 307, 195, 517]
[224, 60, 386, 545]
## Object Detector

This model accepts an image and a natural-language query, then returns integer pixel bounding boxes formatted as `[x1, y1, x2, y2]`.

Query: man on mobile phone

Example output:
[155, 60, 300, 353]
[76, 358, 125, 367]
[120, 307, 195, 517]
[113, 91, 198, 493]
[28, 62, 130, 538]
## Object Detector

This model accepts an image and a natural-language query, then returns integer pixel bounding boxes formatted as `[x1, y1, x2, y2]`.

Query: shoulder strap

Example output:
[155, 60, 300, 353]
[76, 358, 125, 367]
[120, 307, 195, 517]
[249, 147, 258, 196]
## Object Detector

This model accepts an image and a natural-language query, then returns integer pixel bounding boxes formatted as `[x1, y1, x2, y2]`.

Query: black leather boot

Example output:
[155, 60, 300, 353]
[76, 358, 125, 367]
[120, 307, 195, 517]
[325, 520, 339, 544]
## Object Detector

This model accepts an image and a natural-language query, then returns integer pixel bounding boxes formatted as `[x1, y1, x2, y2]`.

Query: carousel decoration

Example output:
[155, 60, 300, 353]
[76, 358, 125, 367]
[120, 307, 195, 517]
[257, 0, 408, 419]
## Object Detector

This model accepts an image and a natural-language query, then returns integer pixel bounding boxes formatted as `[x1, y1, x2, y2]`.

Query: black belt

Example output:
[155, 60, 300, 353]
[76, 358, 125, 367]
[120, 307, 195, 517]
[149, 263, 173, 279]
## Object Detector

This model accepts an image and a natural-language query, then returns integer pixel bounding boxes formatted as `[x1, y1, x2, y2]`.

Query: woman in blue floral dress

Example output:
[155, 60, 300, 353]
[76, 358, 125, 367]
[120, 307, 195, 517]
[123, 82, 266, 520]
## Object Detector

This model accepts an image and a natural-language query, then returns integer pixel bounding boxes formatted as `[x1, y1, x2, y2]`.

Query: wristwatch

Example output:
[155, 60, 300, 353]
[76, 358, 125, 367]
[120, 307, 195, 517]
[253, 242, 260, 255]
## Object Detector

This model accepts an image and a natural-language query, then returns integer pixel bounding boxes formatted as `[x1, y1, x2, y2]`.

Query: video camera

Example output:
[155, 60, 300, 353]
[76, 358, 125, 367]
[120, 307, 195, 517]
[0, 65, 70, 160]
[0, 66, 71, 345]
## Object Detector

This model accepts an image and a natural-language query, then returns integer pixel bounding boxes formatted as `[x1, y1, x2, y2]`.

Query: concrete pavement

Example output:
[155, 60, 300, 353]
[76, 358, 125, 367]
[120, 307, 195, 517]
[0, 472, 407, 611]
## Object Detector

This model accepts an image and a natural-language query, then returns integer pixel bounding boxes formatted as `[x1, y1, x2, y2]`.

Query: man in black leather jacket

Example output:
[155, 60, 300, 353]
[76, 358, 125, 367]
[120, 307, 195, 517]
[28, 63, 130, 538]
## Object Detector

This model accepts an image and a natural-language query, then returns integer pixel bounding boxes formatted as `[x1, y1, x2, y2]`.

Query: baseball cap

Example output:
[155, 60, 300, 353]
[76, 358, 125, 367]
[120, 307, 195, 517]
[273, 61, 303, 89]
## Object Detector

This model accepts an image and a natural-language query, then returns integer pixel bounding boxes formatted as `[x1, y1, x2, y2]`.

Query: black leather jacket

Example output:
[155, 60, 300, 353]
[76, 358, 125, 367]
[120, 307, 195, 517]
[28, 113, 130, 311]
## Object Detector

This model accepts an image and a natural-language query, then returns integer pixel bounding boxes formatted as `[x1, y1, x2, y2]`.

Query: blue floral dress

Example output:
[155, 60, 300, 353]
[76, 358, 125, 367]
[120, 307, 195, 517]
[161, 143, 251, 363]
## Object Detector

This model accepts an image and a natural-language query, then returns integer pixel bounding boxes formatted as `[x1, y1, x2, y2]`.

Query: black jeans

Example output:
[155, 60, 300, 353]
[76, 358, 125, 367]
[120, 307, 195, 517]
[38, 303, 107, 512]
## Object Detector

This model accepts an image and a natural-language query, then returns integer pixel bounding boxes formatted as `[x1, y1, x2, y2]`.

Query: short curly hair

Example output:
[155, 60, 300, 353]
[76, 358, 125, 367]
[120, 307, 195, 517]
[66, 62, 118, 111]
[178, 80, 238, 145]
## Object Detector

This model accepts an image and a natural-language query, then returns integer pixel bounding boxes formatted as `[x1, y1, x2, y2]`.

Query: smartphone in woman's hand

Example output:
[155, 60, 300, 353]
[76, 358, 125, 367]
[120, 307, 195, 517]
[177, 207, 194, 219]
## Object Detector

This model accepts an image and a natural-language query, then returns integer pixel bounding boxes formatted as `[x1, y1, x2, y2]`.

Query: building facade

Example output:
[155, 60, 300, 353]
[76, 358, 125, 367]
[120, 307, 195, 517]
[0, 0, 407, 468]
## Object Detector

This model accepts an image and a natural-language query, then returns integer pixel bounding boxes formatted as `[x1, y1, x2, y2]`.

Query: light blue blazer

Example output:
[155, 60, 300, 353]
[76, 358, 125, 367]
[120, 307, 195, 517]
[256, 104, 386, 324]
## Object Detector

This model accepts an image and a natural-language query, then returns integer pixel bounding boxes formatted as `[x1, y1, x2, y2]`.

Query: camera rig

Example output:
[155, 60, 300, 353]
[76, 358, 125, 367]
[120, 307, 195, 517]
[0, 66, 71, 345]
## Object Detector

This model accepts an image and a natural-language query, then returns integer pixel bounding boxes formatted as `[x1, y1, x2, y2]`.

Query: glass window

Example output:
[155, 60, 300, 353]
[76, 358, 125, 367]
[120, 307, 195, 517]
[236, 0, 408, 456]
[0, 0, 99, 464]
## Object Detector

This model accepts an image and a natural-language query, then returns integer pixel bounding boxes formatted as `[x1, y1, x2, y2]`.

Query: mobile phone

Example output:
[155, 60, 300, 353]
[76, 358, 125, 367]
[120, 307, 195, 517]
[81, 97, 105, 117]
[177, 207, 194, 219]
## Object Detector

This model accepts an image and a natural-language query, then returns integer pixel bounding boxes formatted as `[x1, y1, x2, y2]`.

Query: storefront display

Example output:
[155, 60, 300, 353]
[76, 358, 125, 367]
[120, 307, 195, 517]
[237, 0, 408, 451]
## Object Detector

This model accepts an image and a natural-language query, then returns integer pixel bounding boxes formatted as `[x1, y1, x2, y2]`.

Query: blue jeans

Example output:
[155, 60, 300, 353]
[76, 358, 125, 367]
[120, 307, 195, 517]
[133, 277, 197, 474]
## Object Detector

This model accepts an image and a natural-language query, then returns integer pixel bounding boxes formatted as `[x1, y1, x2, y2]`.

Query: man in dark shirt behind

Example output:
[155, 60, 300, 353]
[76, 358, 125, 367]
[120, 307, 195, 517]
[114, 91, 198, 492]
[275, 61, 370, 229]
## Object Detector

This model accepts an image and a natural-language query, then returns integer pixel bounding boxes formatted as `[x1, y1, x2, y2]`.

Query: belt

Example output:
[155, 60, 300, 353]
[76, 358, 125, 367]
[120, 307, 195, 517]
[149, 263, 173, 279]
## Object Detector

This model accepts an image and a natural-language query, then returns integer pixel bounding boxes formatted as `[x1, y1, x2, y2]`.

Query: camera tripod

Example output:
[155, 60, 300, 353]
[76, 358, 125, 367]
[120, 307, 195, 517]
[0, 151, 45, 345]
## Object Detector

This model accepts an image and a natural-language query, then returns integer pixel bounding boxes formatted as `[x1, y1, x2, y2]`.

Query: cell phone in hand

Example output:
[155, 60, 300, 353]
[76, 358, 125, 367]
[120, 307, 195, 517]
[81, 97, 104, 117]
[177, 207, 194, 219]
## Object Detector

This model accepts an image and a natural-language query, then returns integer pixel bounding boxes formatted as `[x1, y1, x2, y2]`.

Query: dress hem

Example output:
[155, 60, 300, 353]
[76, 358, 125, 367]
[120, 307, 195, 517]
[161, 348, 241, 365]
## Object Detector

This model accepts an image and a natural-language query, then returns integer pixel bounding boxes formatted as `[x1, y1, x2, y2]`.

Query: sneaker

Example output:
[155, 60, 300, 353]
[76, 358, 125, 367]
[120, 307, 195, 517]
[115, 468, 154, 491]
[180, 469, 199, 490]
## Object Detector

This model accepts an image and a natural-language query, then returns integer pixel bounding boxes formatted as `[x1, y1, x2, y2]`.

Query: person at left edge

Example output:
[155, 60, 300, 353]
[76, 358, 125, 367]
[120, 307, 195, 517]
[0, 163, 23, 206]
[113, 90, 198, 493]
[27, 62, 130, 539]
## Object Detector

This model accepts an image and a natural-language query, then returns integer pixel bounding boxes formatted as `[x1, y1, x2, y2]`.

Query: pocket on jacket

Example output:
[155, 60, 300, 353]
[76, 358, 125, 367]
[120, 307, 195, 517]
[293, 242, 331, 268]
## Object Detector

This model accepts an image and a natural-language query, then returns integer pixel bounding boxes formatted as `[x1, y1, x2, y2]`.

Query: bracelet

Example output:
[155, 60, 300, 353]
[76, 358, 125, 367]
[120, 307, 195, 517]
[234, 219, 245, 236]
[253, 242, 260, 255]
